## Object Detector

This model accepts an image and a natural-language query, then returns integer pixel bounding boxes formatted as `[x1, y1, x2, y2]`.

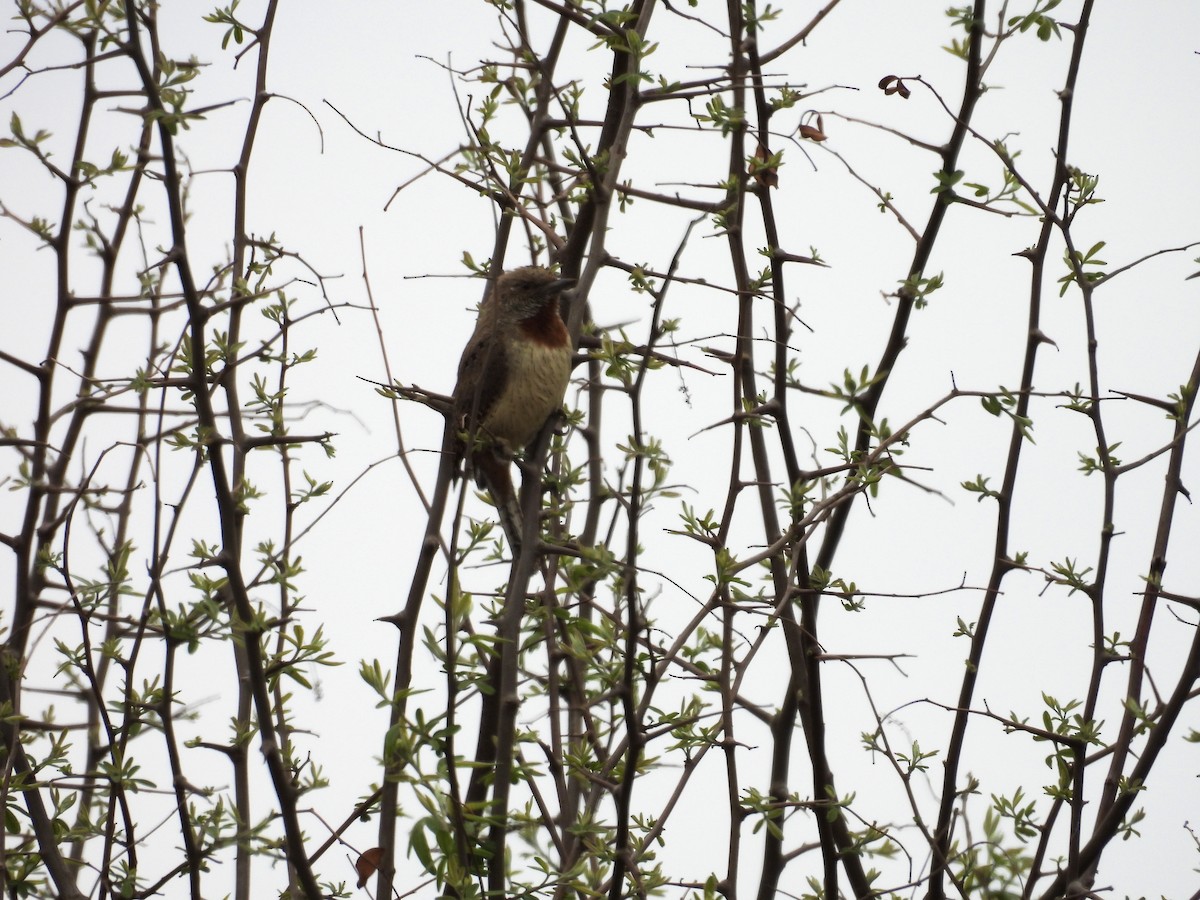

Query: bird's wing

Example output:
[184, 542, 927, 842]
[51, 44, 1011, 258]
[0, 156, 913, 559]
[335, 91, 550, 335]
[454, 322, 510, 438]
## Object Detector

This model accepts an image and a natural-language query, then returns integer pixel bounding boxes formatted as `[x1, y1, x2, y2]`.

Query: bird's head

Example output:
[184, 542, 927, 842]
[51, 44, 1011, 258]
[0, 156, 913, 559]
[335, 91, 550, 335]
[493, 266, 573, 321]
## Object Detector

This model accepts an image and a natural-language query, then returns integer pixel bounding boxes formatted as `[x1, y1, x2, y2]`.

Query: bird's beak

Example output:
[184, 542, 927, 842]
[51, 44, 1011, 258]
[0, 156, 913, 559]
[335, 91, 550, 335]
[542, 277, 574, 296]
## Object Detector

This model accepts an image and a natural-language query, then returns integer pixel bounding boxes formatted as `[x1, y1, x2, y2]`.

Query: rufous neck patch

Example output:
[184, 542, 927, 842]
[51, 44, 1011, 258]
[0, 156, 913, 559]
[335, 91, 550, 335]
[519, 301, 569, 348]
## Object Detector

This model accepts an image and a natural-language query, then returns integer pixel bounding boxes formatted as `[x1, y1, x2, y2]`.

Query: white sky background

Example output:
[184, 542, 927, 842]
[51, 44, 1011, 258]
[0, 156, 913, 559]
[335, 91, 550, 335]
[3, 0, 1200, 896]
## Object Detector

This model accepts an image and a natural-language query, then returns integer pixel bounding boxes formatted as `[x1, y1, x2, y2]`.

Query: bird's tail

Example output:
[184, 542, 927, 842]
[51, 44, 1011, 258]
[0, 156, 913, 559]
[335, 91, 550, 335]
[473, 449, 524, 551]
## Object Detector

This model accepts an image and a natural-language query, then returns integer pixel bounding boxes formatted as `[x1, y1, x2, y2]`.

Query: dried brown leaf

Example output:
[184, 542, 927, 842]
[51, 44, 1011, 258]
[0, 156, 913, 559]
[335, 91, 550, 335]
[356, 847, 385, 889]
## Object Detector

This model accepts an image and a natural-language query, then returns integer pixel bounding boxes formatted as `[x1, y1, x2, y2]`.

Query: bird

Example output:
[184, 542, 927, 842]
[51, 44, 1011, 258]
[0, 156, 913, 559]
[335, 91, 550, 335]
[450, 265, 574, 547]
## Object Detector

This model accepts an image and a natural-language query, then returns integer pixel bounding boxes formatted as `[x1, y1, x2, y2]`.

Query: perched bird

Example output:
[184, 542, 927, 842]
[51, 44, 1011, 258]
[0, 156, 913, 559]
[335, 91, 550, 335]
[451, 265, 574, 546]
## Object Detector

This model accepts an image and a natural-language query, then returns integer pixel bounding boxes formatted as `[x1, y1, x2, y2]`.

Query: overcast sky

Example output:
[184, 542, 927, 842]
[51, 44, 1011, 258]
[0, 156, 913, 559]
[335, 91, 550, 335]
[3, 1, 1199, 896]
